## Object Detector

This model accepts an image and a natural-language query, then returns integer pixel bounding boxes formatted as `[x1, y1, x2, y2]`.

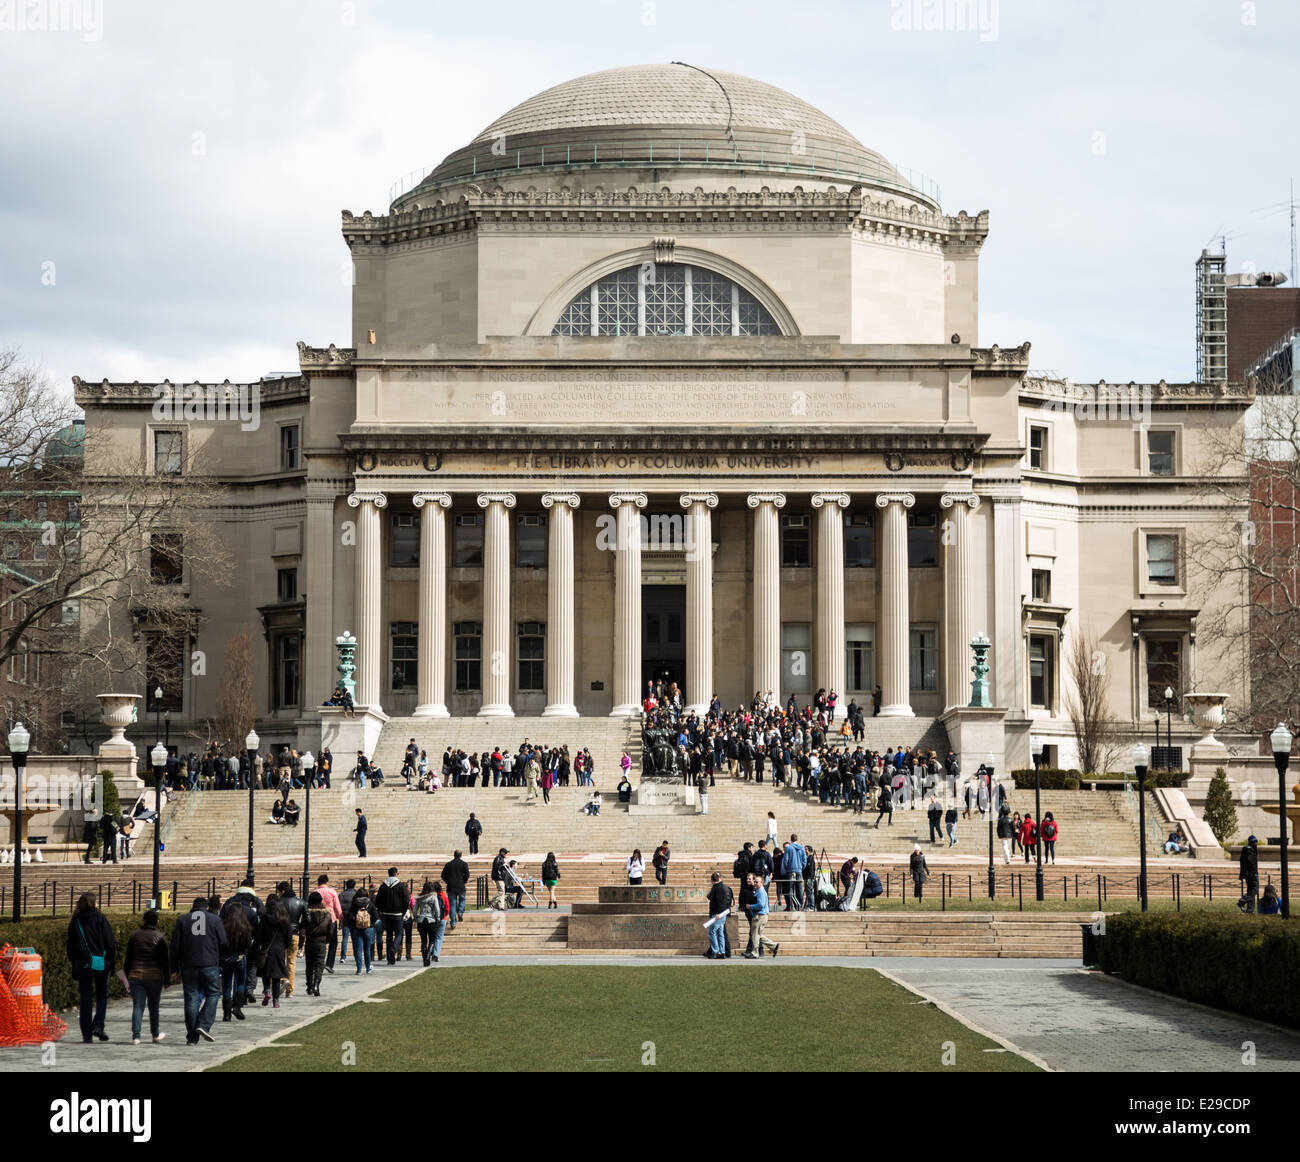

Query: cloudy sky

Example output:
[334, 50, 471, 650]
[2, 0, 1296, 399]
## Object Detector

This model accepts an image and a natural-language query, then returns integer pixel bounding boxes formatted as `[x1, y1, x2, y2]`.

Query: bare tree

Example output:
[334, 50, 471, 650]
[215, 628, 255, 753]
[0, 348, 232, 742]
[1066, 628, 1124, 775]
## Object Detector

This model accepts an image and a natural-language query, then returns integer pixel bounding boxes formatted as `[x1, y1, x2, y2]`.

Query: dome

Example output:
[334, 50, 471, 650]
[394, 63, 939, 209]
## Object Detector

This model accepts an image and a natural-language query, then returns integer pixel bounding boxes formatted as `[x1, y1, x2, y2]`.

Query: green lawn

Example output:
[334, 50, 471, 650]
[210, 965, 1041, 1072]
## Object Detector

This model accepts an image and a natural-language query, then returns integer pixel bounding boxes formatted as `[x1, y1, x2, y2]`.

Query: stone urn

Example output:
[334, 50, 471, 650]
[97, 693, 142, 757]
[1183, 692, 1229, 752]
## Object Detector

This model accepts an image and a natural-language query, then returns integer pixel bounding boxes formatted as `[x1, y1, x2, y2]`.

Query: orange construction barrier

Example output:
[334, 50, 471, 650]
[0, 944, 66, 1045]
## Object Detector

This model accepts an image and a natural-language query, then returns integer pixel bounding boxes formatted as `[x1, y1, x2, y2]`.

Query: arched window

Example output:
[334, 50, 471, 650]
[552, 263, 780, 337]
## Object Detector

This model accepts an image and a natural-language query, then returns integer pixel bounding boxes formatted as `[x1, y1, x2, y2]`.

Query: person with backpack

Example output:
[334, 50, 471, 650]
[652, 840, 671, 885]
[303, 892, 333, 995]
[67, 892, 117, 1043]
[542, 852, 561, 909]
[732, 843, 753, 896]
[414, 879, 445, 964]
[1040, 813, 1059, 863]
[1019, 813, 1038, 863]
[490, 848, 510, 910]
[996, 806, 1015, 864]
[347, 884, 378, 973]
[909, 844, 930, 900]
[750, 840, 773, 887]
[464, 812, 483, 855]
[123, 909, 170, 1044]
[171, 895, 227, 1042]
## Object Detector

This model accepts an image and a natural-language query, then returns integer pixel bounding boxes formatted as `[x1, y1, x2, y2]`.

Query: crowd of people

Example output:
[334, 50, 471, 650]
[64, 859, 472, 1047]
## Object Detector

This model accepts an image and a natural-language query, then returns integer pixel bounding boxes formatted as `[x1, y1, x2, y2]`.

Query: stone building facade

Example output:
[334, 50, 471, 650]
[74, 64, 1252, 768]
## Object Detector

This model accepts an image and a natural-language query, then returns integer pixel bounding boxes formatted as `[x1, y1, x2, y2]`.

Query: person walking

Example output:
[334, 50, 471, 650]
[1239, 835, 1260, 913]
[303, 892, 332, 995]
[346, 884, 378, 973]
[1010, 811, 1023, 857]
[276, 882, 307, 998]
[945, 802, 959, 847]
[123, 909, 170, 1044]
[464, 813, 482, 855]
[256, 896, 290, 1006]
[996, 806, 1015, 864]
[99, 812, 118, 864]
[441, 850, 471, 929]
[67, 893, 116, 1043]
[705, 871, 733, 959]
[414, 879, 444, 964]
[1041, 813, 1059, 863]
[765, 811, 778, 848]
[490, 848, 510, 910]
[376, 868, 411, 966]
[315, 874, 342, 973]
[542, 852, 561, 909]
[927, 795, 943, 845]
[217, 899, 252, 1023]
[653, 840, 671, 885]
[874, 782, 894, 829]
[782, 834, 806, 911]
[1019, 813, 1038, 864]
[743, 874, 779, 959]
[627, 848, 645, 885]
[171, 896, 227, 1043]
[909, 844, 930, 900]
[354, 808, 367, 858]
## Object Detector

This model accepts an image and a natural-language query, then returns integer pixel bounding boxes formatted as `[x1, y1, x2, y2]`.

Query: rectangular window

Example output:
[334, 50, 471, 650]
[1148, 430, 1175, 476]
[149, 532, 184, 585]
[390, 512, 420, 568]
[146, 635, 184, 711]
[516, 513, 546, 568]
[1031, 568, 1052, 602]
[67, 500, 79, 522]
[1028, 425, 1048, 470]
[1146, 534, 1179, 586]
[453, 513, 484, 567]
[390, 621, 418, 691]
[36, 499, 47, 522]
[782, 623, 810, 693]
[1028, 633, 1054, 709]
[279, 424, 301, 472]
[845, 624, 874, 691]
[781, 514, 810, 568]
[61, 600, 80, 627]
[909, 626, 938, 692]
[274, 634, 301, 710]
[517, 620, 544, 691]
[276, 567, 298, 603]
[907, 511, 938, 567]
[1146, 638, 1182, 713]
[153, 431, 183, 476]
[845, 513, 875, 568]
[454, 620, 481, 692]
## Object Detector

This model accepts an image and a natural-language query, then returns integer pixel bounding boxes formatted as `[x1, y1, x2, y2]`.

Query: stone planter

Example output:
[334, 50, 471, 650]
[97, 693, 142, 757]
[1184, 692, 1229, 754]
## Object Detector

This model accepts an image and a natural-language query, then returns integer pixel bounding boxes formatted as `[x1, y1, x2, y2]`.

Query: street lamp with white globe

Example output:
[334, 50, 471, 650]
[8, 721, 29, 921]
[1270, 722, 1292, 919]
[1132, 741, 1150, 912]
[150, 739, 167, 907]
[245, 727, 260, 886]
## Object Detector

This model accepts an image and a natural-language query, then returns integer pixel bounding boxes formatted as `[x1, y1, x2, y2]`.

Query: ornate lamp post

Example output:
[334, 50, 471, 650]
[1132, 741, 1150, 912]
[300, 750, 315, 899]
[1270, 723, 1292, 919]
[1030, 735, 1045, 901]
[985, 750, 996, 900]
[245, 728, 259, 886]
[8, 722, 29, 921]
[150, 740, 167, 907]
[968, 633, 992, 708]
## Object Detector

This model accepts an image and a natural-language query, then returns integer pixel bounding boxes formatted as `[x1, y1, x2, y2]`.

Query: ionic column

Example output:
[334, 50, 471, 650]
[812, 492, 850, 717]
[680, 492, 718, 715]
[940, 492, 982, 710]
[346, 490, 387, 710]
[541, 493, 581, 717]
[477, 491, 516, 717]
[747, 492, 786, 699]
[875, 491, 916, 718]
[412, 492, 452, 717]
[609, 492, 647, 716]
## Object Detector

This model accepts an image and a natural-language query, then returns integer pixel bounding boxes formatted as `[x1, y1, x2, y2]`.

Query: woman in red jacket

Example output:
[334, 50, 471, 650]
[1040, 813, 1059, 863]
[1019, 813, 1038, 863]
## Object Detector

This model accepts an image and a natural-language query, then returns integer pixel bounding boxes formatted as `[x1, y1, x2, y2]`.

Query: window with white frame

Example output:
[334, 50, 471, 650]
[1028, 424, 1048, 470]
[1145, 533, 1180, 587]
[1028, 633, 1055, 709]
[153, 430, 183, 475]
[1147, 430, 1175, 476]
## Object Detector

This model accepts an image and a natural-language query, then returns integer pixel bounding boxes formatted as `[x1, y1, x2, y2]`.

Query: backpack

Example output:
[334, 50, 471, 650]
[417, 894, 442, 924]
[1042, 821, 1057, 841]
[732, 856, 746, 878]
[353, 899, 372, 929]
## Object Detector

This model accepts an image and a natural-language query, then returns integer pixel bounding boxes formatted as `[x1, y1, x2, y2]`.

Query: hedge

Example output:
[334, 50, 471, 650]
[1009, 768, 1187, 790]
[1097, 912, 1300, 1027]
[0, 910, 180, 1014]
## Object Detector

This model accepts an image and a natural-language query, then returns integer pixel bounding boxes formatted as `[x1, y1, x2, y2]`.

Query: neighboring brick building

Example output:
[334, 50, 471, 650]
[1228, 285, 1300, 384]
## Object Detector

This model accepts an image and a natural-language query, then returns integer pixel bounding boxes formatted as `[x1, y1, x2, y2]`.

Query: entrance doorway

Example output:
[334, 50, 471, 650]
[642, 584, 686, 697]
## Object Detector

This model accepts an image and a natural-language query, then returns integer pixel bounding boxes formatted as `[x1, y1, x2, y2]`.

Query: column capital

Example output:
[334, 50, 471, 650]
[347, 490, 388, 509]
[746, 492, 787, 509]
[940, 492, 982, 511]
[608, 491, 647, 509]
[541, 492, 581, 509]
[411, 492, 452, 509]
[476, 491, 517, 509]
[679, 491, 718, 509]
[874, 491, 916, 510]
[811, 492, 850, 509]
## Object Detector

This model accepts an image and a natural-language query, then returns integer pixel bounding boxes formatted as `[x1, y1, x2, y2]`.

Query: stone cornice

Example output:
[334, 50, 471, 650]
[970, 343, 1031, 374]
[297, 342, 356, 371]
[73, 375, 307, 408]
[1020, 375, 1253, 408]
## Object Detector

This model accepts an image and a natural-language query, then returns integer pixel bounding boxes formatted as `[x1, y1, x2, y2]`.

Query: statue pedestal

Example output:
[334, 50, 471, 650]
[319, 707, 388, 762]
[629, 780, 697, 815]
[941, 706, 1008, 778]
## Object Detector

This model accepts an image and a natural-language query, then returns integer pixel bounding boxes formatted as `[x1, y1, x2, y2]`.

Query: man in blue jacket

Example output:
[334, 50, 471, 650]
[742, 874, 779, 959]
[170, 896, 227, 1045]
[781, 835, 806, 910]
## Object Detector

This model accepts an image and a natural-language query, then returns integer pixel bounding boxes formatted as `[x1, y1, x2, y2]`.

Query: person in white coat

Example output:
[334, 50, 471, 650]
[626, 849, 646, 885]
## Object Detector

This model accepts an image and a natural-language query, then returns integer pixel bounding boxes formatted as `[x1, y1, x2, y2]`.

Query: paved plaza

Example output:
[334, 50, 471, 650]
[4, 955, 1298, 1073]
